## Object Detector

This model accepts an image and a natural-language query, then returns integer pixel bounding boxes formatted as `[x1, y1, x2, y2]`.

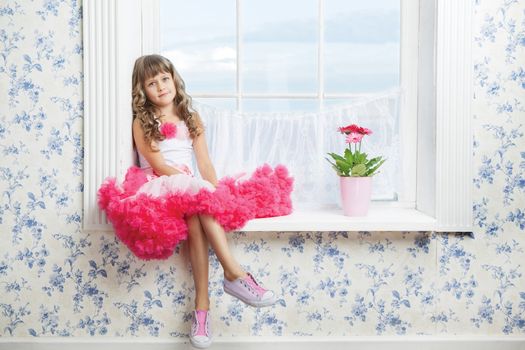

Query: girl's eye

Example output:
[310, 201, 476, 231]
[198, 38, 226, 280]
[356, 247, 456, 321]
[148, 82, 155, 87]
[162, 77, 169, 81]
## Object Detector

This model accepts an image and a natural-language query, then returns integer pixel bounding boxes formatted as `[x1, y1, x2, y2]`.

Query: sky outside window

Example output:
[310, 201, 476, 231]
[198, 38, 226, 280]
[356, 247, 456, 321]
[160, 0, 400, 107]
[324, 0, 400, 93]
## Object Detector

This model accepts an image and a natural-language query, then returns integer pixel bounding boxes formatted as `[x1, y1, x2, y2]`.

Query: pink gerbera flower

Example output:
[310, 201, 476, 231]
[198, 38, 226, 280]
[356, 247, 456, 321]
[339, 124, 373, 136]
[339, 124, 362, 135]
[361, 127, 373, 135]
[160, 122, 177, 139]
[346, 132, 363, 144]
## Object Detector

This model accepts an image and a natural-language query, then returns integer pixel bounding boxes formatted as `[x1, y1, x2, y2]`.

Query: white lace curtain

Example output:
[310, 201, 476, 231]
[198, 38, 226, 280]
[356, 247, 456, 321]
[195, 91, 400, 209]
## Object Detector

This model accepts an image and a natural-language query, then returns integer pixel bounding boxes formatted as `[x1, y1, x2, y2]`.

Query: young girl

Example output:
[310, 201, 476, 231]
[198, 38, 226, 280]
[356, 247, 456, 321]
[130, 54, 282, 348]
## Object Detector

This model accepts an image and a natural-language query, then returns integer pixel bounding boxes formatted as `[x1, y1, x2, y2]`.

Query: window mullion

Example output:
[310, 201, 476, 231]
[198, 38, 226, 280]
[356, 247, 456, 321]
[236, 0, 242, 112]
[400, 0, 419, 205]
[318, 0, 324, 110]
[193, 93, 401, 99]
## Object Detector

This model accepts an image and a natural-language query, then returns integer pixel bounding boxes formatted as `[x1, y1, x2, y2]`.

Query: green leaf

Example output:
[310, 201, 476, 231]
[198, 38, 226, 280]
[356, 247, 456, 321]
[336, 159, 351, 175]
[327, 152, 344, 161]
[326, 158, 343, 176]
[365, 156, 382, 168]
[325, 157, 337, 167]
[330, 164, 343, 176]
[365, 159, 386, 176]
[325, 158, 350, 176]
[328, 152, 346, 163]
[344, 149, 354, 164]
[351, 163, 367, 176]
[326, 157, 343, 175]
[353, 151, 365, 164]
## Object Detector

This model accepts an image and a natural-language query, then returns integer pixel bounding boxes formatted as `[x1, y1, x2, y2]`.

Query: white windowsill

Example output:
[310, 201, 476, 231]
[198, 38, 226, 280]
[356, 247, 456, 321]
[90, 203, 470, 233]
[239, 205, 437, 232]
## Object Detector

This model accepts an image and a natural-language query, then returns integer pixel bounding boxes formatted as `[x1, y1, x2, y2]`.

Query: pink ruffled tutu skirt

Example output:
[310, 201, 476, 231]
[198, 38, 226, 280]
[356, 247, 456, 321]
[98, 164, 293, 260]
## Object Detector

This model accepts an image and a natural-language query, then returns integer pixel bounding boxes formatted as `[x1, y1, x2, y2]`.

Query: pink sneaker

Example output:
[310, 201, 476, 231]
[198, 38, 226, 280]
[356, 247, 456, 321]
[190, 310, 211, 349]
[223, 273, 277, 307]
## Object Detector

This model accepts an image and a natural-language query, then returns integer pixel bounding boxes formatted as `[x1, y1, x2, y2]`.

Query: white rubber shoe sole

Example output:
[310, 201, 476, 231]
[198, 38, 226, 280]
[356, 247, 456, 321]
[223, 286, 278, 307]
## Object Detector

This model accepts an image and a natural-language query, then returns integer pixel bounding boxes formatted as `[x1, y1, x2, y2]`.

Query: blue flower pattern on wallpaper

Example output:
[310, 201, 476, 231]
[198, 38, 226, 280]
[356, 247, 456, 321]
[1, 0, 524, 338]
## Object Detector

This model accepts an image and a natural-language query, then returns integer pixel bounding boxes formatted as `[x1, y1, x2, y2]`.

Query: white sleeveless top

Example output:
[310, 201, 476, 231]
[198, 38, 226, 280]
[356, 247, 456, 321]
[135, 120, 215, 197]
[138, 121, 194, 175]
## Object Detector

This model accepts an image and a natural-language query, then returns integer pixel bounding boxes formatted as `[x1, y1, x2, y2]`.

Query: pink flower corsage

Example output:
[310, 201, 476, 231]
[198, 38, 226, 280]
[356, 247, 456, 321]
[160, 122, 177, 139]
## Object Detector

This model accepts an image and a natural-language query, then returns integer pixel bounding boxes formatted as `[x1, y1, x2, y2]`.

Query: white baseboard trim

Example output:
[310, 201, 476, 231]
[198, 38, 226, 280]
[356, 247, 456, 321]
[1, 336, 525, 350]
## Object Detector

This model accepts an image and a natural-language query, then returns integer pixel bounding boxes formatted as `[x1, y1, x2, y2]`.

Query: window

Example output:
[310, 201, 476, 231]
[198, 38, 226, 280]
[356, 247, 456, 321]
[158, 0, 407, 209]
[83, 0, 473, 232]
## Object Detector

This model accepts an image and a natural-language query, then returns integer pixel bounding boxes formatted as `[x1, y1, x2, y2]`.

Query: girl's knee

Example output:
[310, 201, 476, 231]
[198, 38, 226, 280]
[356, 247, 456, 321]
[187, 215, 202, 232]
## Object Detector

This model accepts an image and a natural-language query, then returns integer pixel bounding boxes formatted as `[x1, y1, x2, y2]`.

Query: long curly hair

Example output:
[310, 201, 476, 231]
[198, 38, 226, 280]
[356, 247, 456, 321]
[131, 54, 204, 150]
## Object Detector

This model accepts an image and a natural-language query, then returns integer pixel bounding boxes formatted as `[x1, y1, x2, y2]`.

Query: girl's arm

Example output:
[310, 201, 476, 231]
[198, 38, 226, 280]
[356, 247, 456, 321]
[193, 132, 218, 186]
[132, 119, 182, 176]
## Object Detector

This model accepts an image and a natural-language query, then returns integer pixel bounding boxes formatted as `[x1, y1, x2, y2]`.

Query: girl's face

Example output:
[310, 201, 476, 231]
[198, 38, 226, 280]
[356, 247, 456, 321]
[144, 71, 176, 109]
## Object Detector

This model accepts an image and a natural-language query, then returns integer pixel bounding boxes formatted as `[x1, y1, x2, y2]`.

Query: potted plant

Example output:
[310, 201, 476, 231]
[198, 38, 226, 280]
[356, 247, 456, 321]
[326, 124, 386, 216]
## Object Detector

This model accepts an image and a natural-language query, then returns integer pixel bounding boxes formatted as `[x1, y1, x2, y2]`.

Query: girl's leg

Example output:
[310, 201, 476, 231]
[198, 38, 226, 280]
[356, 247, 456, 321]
[187, 215, 210, 310]
[197, 214, 277, 308]
[197, 214, 246, 281]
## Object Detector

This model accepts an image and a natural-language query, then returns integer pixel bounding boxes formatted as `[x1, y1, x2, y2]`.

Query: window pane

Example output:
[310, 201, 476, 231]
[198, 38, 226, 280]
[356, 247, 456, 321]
[242, 0, 317, 93]
[160, 0, 236, 93]
[324, 0, 400, 93]
[242, 99, 318, 113]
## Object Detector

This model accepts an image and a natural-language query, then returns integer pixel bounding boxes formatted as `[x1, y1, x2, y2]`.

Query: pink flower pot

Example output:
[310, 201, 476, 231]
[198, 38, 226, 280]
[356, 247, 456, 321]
[340, 176, 372, 216]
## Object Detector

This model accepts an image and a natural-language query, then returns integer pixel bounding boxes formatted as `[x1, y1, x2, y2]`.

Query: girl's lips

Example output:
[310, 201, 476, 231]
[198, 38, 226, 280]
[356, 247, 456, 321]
[158, 92, 170, 97]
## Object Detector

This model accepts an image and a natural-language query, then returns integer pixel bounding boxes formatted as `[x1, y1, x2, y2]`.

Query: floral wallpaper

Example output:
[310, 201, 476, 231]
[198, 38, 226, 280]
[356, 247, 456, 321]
[1, 0, 524, 339]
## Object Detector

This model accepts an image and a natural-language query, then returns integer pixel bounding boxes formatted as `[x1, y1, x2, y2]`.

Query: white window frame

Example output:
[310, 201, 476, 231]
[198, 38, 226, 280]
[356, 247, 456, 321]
[83, 0, 473, 233]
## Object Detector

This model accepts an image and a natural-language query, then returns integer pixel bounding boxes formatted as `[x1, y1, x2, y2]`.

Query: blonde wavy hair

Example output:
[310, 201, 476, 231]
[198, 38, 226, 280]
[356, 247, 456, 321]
[132, 54, 204, 150]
